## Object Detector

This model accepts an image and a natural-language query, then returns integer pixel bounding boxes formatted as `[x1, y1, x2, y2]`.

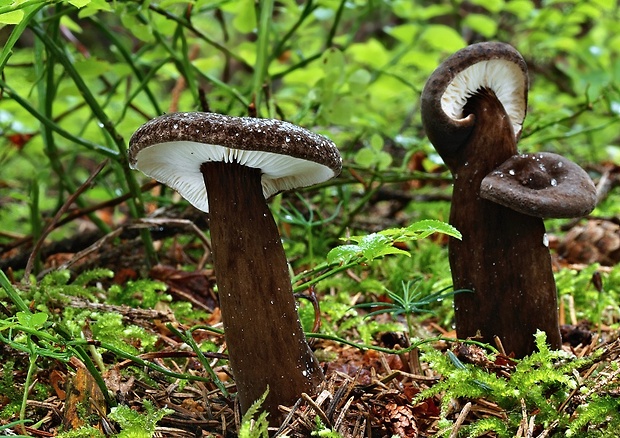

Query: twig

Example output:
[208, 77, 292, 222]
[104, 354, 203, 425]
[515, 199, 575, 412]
[301, 392, 332, 429]
[535, 419, 558, 438]
[449, 401, 471, 438]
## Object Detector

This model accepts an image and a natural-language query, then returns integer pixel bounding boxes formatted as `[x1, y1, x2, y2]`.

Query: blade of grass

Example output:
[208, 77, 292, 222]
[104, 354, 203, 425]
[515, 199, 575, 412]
[0, 270, 30, 314]
[89, 16, 163, 116]
[167, 324, 230, 397]
[252, 0, 274, 113]
[0, 1, 46, 73]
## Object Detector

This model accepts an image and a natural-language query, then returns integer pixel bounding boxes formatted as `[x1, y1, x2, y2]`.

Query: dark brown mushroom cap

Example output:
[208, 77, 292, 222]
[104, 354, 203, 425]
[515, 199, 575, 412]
[128, 112, 342, 212]
[479, 152, 597, 218]
[421, 42, 528, 156]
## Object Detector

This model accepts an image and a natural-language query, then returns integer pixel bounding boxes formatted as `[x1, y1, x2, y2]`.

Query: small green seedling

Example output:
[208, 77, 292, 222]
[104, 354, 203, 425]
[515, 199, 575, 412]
[355, 279, 467, 337]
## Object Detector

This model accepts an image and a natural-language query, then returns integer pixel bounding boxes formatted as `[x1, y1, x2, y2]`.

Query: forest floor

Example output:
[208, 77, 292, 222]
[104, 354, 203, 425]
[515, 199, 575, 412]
[1, 172, 620, 437]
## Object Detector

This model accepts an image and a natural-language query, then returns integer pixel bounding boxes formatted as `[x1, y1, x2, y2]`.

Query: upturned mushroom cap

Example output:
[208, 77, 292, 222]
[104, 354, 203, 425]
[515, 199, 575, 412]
[479, 152, 597, 218]
[421, 42, 528, 156]
[129, 112, 342, 212]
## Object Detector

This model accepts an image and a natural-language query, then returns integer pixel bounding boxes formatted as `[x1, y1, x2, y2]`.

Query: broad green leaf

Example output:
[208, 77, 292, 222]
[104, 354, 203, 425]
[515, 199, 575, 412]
[120, 11, 154, 43]
[386, 23, 420, 43]
[463, 14, 498, 38]
[17, 311, 48, 329]
[326, 244, 363, 265]
[60, 15, 82, 33]
[420, 25, 465, 52]
[224, 0, 255, 33]
[348, 38, 390, 67]
[503, 0, 534, 19]
[375, 151, 392, 170]
[354, 148, 375, 167]
[401, 219, 462, 240]
[74, 58, 112, 77]
[470, 0, 504, 13]
[321, 48, 346, 85]
[323, 97, 353, 125]
[0, 10, 23, 25]
[68, 0, 90, 8]
[78, 0, 113, 17]
[370, 133, 383, 152]
[348, 68, 371, 92]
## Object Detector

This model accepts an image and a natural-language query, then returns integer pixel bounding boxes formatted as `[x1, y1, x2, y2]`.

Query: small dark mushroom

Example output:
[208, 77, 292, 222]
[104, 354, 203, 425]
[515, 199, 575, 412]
[421, 42, 596, 357]
[129, 112, 341, 420]
[480, 152, 596, 218]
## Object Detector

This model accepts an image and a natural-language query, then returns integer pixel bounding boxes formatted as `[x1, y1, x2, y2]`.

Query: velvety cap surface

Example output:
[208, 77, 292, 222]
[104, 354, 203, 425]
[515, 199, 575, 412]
[479, 152, 597, 218]
[129, 112, 342, 212]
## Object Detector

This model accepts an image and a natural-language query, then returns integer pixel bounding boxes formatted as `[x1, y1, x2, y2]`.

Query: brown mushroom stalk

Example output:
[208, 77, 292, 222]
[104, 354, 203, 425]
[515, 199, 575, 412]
[129, 112, 342, 421]
[421, 43, 596, 358]
[201, 160, 324, 417]
[448, 87, 561, 357]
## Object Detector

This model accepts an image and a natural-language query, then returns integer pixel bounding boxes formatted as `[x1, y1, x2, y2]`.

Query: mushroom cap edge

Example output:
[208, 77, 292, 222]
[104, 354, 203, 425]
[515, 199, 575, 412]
[128, 112, 342, 213]
[421, 42, 529, 157]
[479, 152, 597, 219]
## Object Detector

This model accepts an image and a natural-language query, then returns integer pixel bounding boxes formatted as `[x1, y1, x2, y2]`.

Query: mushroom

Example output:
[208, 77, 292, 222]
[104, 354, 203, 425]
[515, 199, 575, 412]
[421, 42, 596, 358]
[480, 152, 597, 218]
[128, 112, 341, 420]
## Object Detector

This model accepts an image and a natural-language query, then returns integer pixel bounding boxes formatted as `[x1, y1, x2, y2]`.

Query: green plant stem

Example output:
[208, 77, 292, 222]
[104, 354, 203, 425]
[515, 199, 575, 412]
[28, 180, 42, 274]
[167, 325, 229, 397]
[149, 29, 249, 106]
[0, 2, 46, 72]
[271, 0, 317, 59]
[89, 17, 162, 116]
[0, 81, 119, 157]
[252, 0, 274, 113]
[0, 271, 30, 314]
[293, 261, 355, 293]
[335, 178, 383, 237]
[307, 333, 497, 355]
[19, 350, 38, 435]
[29, 22, 157, 264]
[147, 4, 247, 66]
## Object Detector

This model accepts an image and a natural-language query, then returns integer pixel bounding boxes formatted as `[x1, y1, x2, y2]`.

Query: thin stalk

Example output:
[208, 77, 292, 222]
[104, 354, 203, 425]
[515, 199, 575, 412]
[173, 22, 199, 102]
[65, 339, 217, 384]
[0, 270, 30, 314]
[34, 12, 68, 205]
[148, 4, 247, 66]
[292, 261, 355, 293]
[271, 0, 316, 60]
[89, 16, 162, 116]
[0, 2, 46, 73]
[29, 22, 157, 264]
[28, 180, 42, 274]
[19, 350, 39, 435]
[150, 30, 249, 106]
[167, 324, 229, 397]
[252, 0, 274, 113]
[115, 57, 170, 122]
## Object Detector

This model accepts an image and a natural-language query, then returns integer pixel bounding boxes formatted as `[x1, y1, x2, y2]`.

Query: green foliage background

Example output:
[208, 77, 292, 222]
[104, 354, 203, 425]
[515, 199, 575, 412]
[1, 0, 619, 247]
[1, 2, 620, 435]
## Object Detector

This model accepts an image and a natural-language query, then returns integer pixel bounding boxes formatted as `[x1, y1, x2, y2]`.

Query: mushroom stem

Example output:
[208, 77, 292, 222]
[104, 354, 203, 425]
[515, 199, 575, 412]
[448, 89, 562, 357]
[201, 161, 324, 420]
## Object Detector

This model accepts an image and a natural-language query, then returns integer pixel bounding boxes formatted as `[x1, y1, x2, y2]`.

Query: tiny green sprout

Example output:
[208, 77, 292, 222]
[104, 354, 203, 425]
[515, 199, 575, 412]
[108, 400, 172, 438]
[238, 388, 270, 438]
[354, 279, 468, 337]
